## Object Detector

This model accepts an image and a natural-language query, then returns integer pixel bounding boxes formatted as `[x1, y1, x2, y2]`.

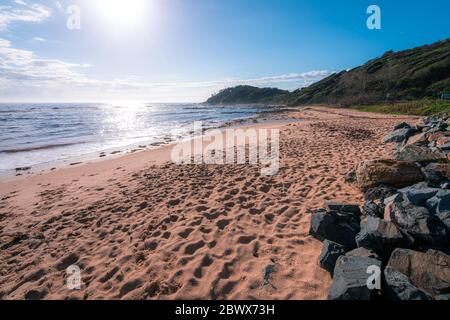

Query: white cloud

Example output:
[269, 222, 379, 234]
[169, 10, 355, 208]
[0, 38, 331, 102]
[0, 1, 52, 31]
[32, 37, 46, 42]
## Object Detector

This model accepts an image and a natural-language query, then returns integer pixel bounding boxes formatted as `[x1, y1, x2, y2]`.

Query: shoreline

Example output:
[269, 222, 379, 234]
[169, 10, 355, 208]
[0, 107, 296, 181]
[0, 107, 422, 300]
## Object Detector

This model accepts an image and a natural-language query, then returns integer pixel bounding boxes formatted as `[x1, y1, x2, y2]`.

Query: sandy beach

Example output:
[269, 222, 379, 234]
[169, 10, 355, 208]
[0, 107, 421, 300]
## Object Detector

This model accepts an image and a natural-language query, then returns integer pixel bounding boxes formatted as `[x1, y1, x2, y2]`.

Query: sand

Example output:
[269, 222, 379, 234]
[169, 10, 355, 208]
[0, 107, 420, 300]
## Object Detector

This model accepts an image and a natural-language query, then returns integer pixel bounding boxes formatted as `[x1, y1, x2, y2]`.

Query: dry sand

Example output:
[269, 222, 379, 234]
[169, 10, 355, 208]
[0, 107, 420, 300]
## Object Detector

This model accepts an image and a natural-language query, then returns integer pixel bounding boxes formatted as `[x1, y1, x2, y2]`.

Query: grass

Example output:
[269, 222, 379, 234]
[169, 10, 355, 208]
[352, 99, 450, 117]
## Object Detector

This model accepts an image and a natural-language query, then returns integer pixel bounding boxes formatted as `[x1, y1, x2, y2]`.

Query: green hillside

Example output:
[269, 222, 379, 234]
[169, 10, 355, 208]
[206, 85, 289, 104]
[206, 39, 450, 111]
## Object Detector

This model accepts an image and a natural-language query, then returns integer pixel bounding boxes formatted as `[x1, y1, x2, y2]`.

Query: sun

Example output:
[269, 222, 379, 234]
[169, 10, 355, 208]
[94, 0, 150, 32]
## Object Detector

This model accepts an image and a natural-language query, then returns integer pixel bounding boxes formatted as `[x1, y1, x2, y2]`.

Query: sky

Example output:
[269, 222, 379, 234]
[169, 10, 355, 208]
[0, 0, 449, 103]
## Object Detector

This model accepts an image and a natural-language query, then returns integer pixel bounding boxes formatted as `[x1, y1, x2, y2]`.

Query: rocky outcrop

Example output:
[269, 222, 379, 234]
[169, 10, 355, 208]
[356, 160, 424, 191]
[386, 249, 450, 298]
[312, 115, 450, 300]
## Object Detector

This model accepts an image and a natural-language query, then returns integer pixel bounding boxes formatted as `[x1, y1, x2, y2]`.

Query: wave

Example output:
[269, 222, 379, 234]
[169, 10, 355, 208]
[0, 142, 81, 154]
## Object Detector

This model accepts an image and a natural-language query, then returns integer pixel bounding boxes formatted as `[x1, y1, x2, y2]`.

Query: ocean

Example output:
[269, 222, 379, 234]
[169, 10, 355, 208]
[0, 102, 274, 174]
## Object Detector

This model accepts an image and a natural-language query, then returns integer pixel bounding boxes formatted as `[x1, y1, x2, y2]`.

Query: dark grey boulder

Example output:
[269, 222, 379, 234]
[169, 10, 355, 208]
[328, 255, 382, 300]
[383, 128, 416, 144]
[394, 144, 447, 162]
[309, 210, 360, 249]
[388, 193, 448, 247]
[437, 211, 450, 232]
[362, 201, 384, 218]
[398, 185, 439, 206]
[346, 247, 381, 260]
[439, 141, 450, 151]
[319, 240, 346, 273]
[435, 294, 450, 300]
[383, 266, 431, 300]
[426, 189, 450, 214]
[325, 202, 361, 216]
[356, 217, 413, 257]
[365, 185, 397, 202]
[440, 181, 450, 189]
[422, 163, 450, 185]
[387, 249, 450, 298]
[394, 122, 412, 131]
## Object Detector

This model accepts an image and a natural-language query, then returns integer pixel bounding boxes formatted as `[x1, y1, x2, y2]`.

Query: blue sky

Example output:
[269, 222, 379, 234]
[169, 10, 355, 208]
[0, 0, 449, 102]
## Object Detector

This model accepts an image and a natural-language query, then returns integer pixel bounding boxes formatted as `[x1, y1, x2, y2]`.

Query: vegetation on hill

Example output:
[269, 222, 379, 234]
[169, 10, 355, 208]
[285, 39, 450, 106]
[351, 100, 450, 117]
[205, 85, 289, 104]
[206, 39, 450, 115]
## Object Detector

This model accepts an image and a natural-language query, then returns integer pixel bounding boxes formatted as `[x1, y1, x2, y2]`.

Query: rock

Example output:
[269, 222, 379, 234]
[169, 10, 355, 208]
[394, 122, 412, 130]
[383, 128, 416, 144]
[325, 202, 361, 216]
[422, 163, 450, 185]
[345, 170, 357, 183]
[362, 201, 384, 218]
[328, 255, 382, 300]
[426, 189, 450, 214]
[426, 189, 450, 231]
[15, 166, 31, 172]
[389, 193, 448, 247]
[319, 240, 346, 273]
[356, 159, 424, 191]
[427, 131, 449, 143]
[435, 294, 450, 300]
[346, 247, 380, 260]
[394, 144, 447, 162]
[398, 185, 439, 206]
[437, 211, 450, 232]
[383, 267, 431, 300]
[356, 217, 413, 257]
[436, 136, 450, 147]
[439, 141, 450, 151]
[387, 249, 450, 297]
[309, 210, 360, 249]
[405, 132, 428, 147]
[263, 264, 276, 285]
[364, 185, 398, 202]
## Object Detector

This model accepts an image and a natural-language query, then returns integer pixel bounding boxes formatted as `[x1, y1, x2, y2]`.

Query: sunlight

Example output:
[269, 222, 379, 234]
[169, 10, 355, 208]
[94, 0, 151, 32]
